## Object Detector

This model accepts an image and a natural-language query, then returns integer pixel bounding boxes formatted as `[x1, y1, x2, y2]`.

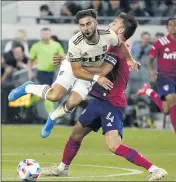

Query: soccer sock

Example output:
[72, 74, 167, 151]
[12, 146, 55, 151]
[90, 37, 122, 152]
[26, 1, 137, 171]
[25, 84, 51, 99]
[170, 105, 176, 132]
[58, 136, 81, 170]
[50, 102, 75, 120]
[115, 144, 153, 170]
[146, 89, 163, 112]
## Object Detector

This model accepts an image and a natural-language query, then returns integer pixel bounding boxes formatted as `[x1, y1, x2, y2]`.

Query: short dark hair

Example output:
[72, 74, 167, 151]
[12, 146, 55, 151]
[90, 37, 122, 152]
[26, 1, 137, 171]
[119, 12, 138, 40]
[76, 9, 97, 23]
[167, 18, 176, 26]
[141, 31, 150, 38]
[12, 40, 24, 52]
[40, 4, 49, 11]
[41, 27, 51, 31]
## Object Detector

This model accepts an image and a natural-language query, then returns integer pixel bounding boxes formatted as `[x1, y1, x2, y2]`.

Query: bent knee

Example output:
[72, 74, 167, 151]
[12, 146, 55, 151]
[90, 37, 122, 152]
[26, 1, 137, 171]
[66, 97, 81, 110]
[107, 144, 121, 153]
[47, 88, 63, 101]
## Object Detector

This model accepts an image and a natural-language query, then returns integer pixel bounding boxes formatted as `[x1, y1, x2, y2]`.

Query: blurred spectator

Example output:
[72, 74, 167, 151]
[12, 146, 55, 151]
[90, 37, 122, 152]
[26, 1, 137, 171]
[60, 1, 82, 23]
[154, 0, 168, 16]
[106, 0, 126, 16]
[163, 0, 176, 17]
[36, 4, 57, 24]
[4, 29, 29, 57]
[131, 32, 152, 60]
[88, 0, 105, 16]
[128, 0, 151, 24]
[2, 42, 28, 84]
[152, 32, 165, 42]
[28, 28, 65, 113]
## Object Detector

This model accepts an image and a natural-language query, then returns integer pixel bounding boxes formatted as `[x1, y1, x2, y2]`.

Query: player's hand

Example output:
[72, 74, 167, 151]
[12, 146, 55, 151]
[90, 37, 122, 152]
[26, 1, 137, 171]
[150, 71, 157, 82]
[127, 59, 141, 72]
[97, 76, 113, 90]
[53, 55, 65, 65]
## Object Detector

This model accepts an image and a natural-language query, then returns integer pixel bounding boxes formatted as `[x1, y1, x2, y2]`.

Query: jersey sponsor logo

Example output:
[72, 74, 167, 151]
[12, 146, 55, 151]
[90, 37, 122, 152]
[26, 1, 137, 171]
[163, 84, 169, 91]
[82, 53, 105, 63]
[163, 52, 176, 59]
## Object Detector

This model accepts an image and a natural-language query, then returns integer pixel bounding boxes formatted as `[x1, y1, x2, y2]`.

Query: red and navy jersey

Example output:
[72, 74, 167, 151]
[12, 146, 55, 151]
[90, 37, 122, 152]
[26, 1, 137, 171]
[150, 34, 176, 77]
[90, 45, 130, 108]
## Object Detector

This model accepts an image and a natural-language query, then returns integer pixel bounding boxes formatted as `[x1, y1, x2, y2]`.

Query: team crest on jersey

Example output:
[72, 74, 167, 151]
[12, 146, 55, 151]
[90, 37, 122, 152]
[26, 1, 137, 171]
[103, 45, 107, 52]
[163, 85, 169, 91]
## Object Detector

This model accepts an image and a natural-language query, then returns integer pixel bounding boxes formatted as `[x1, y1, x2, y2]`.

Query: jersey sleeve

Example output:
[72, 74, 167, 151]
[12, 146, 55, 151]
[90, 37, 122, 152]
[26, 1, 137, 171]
[104, 47, 119, 66]
[56, 42, 65, 55]
[68, 39, 81, 62]
[108, 29, 121, 47]
[149, 41, 160, 58]
[29, 44, 37, 61]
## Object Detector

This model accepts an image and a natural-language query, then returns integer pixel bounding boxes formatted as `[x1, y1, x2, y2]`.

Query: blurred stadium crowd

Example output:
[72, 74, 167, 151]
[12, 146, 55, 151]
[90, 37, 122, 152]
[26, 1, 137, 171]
[2, 0, 174, 128]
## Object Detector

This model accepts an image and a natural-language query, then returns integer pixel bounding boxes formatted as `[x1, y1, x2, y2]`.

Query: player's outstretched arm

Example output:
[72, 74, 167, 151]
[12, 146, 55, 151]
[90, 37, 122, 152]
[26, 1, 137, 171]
[148, 55, 157, 81]
[118, 42, 139, 72]
[71, 61, 113, 90]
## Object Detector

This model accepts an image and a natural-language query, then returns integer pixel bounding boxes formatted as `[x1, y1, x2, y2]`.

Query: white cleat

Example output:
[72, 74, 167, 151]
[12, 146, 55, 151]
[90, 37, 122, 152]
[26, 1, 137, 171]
[41, 165, 68, 176]
[148, 168, 168, 181]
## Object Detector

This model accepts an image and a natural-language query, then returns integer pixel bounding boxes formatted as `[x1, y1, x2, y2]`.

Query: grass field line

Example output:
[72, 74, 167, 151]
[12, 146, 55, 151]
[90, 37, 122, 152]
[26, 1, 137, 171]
[2, 152, 176, 156]
[2, 160, 143, 180]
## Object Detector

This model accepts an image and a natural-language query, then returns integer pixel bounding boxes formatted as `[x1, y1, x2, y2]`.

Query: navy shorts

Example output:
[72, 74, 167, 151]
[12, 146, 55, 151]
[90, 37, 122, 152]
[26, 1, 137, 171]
[79, 98, 125, 137]
[37, 71, 54, 86]
[157, 76, 176, 100]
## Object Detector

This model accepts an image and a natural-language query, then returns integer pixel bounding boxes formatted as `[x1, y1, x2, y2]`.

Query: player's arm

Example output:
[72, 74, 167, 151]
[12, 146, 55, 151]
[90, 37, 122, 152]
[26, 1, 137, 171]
[109, 30, 139, 71]
[148, 42, 159, 81]
[68, 40, 113, 90]
[82, 52, 117, 76]
[27, 44, 37, 80]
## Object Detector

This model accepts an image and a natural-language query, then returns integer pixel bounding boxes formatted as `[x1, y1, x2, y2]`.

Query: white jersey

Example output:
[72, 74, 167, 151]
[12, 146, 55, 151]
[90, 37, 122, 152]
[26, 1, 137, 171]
[67, 29, 121, 67]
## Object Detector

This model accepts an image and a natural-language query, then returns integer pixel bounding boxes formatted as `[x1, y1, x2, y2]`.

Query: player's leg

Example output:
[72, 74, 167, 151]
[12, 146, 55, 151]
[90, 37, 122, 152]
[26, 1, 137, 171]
[101, 101, 167, 180]
[8, 59, 74, 102]
[50, 79, 93, 120]
[41, 79, 93, 138]
[165, 93, 176, 132]
[137, 83, 165, 112]
[41, 99, 101, 176]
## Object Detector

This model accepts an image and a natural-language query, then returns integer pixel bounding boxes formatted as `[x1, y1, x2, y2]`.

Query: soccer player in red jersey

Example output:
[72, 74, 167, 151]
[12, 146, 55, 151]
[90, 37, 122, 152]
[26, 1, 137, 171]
[137, 18, 176, 132]
[41, 13, 167, 181]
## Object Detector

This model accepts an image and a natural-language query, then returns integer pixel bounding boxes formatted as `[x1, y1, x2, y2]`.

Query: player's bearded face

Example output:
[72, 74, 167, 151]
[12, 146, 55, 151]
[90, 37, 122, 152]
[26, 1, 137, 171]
[168, 20, 176, 35]
[79, 17, 97, 40]
[41, 30, 51, 41]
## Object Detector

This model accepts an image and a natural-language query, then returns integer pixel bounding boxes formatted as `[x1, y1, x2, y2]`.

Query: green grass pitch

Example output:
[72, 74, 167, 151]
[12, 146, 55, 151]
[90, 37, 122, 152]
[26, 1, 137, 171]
[2, 125, 176, 181]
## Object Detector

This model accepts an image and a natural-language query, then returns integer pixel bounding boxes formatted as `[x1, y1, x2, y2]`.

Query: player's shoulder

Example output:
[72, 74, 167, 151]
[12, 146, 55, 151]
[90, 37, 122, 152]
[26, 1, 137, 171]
[70, 31, 84, 45]
[30, 41, 41, 49]
[155, 35, 170, 47]
[97, 29, 111, 35]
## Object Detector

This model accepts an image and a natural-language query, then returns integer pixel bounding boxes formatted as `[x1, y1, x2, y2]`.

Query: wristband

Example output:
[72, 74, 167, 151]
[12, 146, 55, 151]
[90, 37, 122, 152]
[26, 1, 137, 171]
[93, 75, 100, 82]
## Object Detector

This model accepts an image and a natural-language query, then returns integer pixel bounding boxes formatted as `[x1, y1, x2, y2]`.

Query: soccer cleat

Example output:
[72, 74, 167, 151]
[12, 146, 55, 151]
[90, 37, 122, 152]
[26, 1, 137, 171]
[136, 83, 151, 96]
[41, 165, 68, 176]
[147, 168, 168, 181]
[8, 81, 33, 102]
[41, 116, 56, 138]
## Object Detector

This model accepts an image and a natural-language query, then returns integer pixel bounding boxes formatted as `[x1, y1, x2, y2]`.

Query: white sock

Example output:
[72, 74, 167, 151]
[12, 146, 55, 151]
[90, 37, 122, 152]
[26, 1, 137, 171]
[58, 162, 69, 171]
[50, 102, 75, 120]
[146, 88, 153, 96]
[148, 165, 158, 173]
[25, 84, 51, 99]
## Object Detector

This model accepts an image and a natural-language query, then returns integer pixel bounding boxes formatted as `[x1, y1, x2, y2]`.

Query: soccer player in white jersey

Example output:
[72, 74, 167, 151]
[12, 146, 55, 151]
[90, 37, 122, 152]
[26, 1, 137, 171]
[8, 9, 139, 138]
